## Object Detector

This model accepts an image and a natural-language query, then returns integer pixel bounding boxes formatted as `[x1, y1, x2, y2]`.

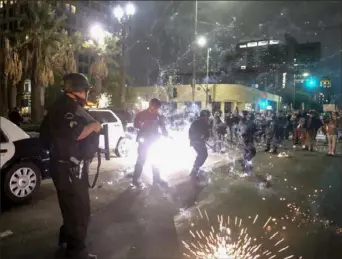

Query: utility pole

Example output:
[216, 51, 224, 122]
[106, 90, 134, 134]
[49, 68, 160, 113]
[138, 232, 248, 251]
[205, 47, 210, 106]
[119, 27, 126, 108]
[191, 0, 198, 102]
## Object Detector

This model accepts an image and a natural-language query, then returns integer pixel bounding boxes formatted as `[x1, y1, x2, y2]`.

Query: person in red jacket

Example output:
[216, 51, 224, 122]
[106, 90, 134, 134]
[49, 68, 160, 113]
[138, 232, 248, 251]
[132, 98, 168, 188]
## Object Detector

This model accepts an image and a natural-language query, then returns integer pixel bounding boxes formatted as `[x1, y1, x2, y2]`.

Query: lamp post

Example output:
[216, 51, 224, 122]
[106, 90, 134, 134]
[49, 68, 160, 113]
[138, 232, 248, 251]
[191, 0, 198, 102]
[113, 2, 136, 108]
[196, 36, 211, 106]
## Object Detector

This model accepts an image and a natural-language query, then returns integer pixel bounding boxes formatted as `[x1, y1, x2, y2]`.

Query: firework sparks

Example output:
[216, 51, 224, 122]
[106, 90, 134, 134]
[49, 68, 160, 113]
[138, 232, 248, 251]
[183, 210, 295, 259]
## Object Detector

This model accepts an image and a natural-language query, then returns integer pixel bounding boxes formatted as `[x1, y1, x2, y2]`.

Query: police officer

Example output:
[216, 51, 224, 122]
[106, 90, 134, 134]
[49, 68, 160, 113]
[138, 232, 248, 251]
[239, 111, 257, 172]
[189, 110, 211, 180]
[40, 73, 101, 259]
[265, 111, 280, 153]
[132, 98, 168, 188]
[212, 110, 227, 152]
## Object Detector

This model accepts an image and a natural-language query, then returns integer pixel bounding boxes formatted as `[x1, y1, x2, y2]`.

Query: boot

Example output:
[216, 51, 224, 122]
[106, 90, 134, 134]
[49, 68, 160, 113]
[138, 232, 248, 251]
[58, 225, 67, 247]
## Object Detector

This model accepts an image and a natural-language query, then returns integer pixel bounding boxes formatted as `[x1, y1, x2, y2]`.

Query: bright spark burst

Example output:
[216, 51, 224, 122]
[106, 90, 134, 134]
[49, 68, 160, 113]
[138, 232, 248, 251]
[182, 210, 295, 259]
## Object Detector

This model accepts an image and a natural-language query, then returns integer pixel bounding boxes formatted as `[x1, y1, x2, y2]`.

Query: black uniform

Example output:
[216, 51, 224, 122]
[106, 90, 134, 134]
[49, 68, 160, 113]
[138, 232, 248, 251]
[189, 116, 210, 176]
[40, 75, 98, 259]
[239, 114, 257, 170]
[265, 113, 281, 153]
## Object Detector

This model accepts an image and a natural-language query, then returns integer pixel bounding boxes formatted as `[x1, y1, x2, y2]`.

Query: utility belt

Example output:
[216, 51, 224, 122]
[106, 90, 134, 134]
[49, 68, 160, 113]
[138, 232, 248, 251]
[54, 153, 100, 188]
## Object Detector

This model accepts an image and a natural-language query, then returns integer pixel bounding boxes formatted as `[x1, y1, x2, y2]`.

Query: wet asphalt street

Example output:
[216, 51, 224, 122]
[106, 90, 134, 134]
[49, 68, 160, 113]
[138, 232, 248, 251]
[1, 141, 342, 259]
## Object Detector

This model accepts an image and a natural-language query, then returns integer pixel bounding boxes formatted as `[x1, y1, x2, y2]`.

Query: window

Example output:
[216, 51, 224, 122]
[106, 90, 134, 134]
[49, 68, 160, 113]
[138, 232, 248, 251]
[9, 7, 15, 17]
[88, 111, 117, 123]
[1, 130, 8, 143]
[20, 4, 28, 14]
[78, 54, 88, 63]
[68, 15, 76, 25]
[2, 22, 7, 30]
[71, 4, 76, 14]
[65, 3, 70, 12]
[78, 65, 88, 74]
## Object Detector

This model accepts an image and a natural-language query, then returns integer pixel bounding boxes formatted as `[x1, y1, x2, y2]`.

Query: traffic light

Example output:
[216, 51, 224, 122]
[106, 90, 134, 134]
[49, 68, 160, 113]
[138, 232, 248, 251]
[320, 79, 331, 88]
[305, 77, 318, 88]
[172, 87, 177, 98]
[259, 100, 268, 109]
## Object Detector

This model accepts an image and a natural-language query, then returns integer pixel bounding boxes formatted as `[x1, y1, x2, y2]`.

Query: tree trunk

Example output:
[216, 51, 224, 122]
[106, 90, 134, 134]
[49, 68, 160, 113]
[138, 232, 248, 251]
[9, 85, 17, 109]
[16, 80, 25, 109]
[2, 77, 9, 116]
[31, 80, 43, 123]
[94, 78, 102, 97]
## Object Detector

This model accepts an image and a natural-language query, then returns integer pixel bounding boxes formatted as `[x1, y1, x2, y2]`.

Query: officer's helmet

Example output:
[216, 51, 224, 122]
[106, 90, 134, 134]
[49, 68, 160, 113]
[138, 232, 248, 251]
[200, 109, 210, 118]
[62, 73, 91, 93]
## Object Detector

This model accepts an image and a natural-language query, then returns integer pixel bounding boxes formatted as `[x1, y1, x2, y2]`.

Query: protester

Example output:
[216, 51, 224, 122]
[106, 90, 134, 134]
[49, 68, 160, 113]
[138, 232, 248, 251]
[326, 112, 339, 156]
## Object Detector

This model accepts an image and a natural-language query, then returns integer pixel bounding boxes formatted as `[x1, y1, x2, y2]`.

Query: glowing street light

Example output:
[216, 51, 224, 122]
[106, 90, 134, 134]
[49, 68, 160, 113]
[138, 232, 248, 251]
[303, 72, 310, 77]
[89, 23, 106, 44]
[197, 36, 207, 47]
[113, 6, 124, 21]
[125, 2, 136, 16]
[113, 3, 136, 22]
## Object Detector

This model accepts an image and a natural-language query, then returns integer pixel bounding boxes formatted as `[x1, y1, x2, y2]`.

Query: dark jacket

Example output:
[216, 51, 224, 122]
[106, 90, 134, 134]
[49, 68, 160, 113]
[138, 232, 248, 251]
[239, 118, 257, 143]
[305, 116, 322, 131]
[189, 118, 210, 144]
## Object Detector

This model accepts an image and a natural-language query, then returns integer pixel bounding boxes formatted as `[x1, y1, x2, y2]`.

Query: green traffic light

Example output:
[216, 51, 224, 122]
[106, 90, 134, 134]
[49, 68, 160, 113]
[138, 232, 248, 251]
[305, 77, 318, 88]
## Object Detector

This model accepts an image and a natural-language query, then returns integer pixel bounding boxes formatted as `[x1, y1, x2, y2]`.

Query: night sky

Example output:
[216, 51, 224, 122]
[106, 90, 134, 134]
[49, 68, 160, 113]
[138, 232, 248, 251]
[124, 1, 341, 95]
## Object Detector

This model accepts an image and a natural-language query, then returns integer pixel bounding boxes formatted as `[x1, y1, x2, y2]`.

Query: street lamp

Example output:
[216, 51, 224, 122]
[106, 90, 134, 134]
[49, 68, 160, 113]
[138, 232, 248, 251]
[89, 23, 106, 45]
[197, 36, 207, 47]
[112, 2, 136, 108]
[191, 0, 198, 102]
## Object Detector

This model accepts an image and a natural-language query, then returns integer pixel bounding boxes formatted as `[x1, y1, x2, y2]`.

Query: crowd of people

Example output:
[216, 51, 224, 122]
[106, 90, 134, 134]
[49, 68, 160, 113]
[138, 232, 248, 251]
[209, 108, 342, 157]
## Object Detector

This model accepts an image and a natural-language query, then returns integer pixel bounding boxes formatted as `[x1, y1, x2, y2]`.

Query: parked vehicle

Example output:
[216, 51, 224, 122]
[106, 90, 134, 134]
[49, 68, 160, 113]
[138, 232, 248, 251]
[87, 109, 134, 157]
[0, 117, 49, 204]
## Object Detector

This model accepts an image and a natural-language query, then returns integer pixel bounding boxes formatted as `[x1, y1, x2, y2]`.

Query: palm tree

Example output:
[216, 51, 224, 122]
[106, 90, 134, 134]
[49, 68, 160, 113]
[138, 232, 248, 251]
[54, 30, 84, 75]
[83, 34, 119, 99]
[19, 3, 66, 123]
[0, 38, 23, 115]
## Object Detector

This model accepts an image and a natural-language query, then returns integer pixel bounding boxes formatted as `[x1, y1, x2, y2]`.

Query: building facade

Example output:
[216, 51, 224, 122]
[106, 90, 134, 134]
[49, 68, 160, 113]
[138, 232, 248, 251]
[126, 84, 282, 113]
[234, 38, 321, 94]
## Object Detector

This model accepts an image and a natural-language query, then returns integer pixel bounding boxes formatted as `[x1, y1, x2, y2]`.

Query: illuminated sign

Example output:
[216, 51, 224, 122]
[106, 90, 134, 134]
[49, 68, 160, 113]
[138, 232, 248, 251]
[247, 42, 258, 47]
[269, 40, 280, 45]
[282, 72, 287, 88]
[239, 45, 247, 48]
[258, 41, 268, 46]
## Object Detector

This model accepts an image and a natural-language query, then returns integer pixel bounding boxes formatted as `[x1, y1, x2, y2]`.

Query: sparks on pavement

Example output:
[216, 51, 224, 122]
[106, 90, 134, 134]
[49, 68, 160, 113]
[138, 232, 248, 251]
[182, 210, 295, 259]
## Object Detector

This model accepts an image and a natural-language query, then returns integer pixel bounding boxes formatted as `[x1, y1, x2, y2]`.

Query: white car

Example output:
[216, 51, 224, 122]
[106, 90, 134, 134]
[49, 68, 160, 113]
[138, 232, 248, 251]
[0, 117, 50, 204]
[87, 109, 134, 157]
